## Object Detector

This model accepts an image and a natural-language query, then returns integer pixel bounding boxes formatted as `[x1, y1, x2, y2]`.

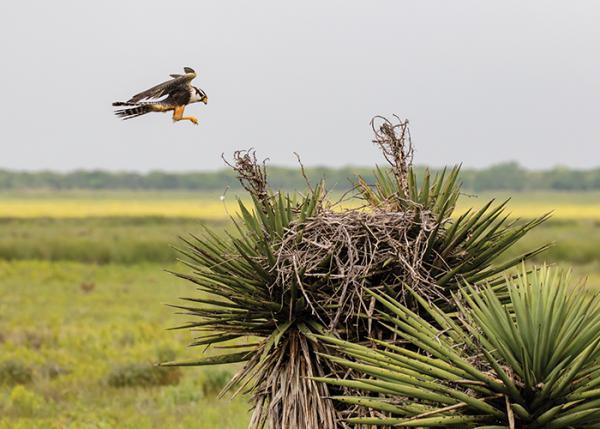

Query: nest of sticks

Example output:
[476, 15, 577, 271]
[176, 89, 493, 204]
[274, 206, 440, 333]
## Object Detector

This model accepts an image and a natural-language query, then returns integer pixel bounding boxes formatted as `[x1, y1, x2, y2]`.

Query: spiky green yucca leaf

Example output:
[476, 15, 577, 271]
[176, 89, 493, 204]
[317, 265, 600, 428]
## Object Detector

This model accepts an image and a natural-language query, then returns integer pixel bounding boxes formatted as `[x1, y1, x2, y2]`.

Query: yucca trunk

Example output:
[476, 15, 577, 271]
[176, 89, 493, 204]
[247, 329, 336, 428]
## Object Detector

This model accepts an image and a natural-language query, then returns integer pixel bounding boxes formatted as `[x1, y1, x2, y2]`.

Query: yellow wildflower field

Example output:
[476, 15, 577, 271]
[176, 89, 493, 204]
[0, 191, 598, 220]
[0, 198, 237, 219]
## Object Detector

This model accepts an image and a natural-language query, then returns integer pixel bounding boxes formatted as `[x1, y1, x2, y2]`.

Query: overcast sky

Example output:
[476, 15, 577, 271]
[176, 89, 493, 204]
[1, 1, 598, 171]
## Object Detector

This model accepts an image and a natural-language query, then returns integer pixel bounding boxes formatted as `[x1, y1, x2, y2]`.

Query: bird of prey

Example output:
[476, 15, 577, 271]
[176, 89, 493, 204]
[112, 67, 207, 125]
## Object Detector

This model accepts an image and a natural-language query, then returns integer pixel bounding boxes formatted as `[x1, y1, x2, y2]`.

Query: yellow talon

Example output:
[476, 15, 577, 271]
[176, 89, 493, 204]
[172, 106, 198, 124]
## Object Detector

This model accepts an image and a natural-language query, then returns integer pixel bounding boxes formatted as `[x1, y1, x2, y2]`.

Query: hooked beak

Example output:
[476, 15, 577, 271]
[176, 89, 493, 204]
[202, 96, 208, 105]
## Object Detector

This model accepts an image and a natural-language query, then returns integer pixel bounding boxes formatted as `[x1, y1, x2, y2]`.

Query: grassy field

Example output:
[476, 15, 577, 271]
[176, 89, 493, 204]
[0, 217, 224, 264]
[1, 217, 600, 267]
[0, 261, 249, 429]
[0, 190, 599, 428]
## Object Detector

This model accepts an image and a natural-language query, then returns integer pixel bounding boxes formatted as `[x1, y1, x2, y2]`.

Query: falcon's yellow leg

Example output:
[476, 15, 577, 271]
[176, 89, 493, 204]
[172, 106, 198, 125]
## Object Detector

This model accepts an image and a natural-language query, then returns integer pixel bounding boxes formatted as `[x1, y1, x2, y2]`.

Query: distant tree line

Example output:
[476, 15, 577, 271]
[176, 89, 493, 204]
[1, 162, 599, 192]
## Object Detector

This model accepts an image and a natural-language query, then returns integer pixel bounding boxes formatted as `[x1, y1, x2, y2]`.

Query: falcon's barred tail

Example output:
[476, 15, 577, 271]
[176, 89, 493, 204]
[112, 102, 154, 120]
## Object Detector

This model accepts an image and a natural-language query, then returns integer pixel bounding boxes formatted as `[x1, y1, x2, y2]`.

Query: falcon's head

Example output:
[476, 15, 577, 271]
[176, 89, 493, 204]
[191, 86, 208, 104]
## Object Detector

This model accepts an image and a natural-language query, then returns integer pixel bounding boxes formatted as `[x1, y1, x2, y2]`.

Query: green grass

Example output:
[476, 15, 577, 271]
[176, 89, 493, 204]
[0, 217, 227, 264]
[1, 216, 599, 266]
[0, 261, 250, 429]
[502, 219, 600, 265]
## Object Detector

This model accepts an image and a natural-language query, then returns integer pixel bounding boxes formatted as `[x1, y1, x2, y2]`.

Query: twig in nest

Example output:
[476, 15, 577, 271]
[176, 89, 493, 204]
[371, 115, 413, 197]
[222, 149, 270, 207]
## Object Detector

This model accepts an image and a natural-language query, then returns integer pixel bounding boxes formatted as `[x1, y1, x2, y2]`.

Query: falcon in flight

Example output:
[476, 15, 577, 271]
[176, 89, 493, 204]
[112, 67, 207, 125]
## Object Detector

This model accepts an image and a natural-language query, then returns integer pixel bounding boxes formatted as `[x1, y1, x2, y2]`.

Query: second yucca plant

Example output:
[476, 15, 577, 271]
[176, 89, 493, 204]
[317, 265, 600, 428]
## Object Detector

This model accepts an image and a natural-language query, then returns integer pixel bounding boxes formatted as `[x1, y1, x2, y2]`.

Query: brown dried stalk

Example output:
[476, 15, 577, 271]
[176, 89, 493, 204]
[223, 149, 271, 207]
[371, 115, 413, 198]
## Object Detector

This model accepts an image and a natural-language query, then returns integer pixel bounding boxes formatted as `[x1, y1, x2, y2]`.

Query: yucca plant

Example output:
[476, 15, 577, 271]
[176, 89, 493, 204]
[163, 118, 549, 429]
[316, 265, 600, 428]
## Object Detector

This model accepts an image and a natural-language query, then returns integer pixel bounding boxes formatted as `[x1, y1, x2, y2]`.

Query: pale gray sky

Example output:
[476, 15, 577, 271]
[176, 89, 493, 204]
[1, 1, 598, 171]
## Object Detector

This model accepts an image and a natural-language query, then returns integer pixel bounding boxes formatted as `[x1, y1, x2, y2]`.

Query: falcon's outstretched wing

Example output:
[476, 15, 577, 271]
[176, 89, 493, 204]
[127, 67, 196, 103]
